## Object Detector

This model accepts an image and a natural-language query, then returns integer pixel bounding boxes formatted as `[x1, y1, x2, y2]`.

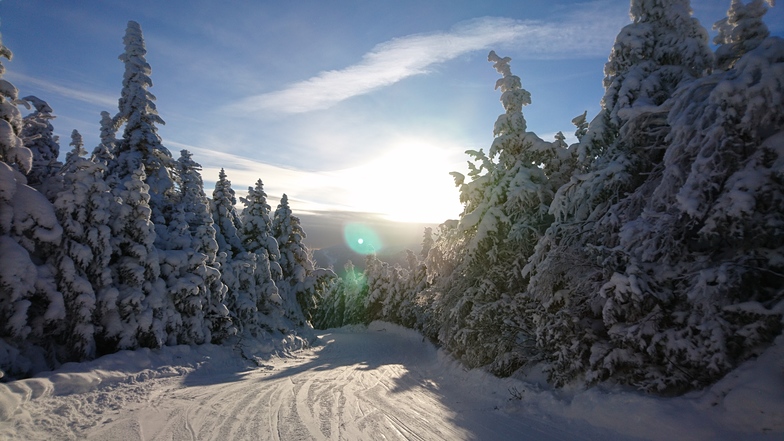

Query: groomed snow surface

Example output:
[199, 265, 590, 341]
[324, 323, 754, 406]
[1, 321, 782, 440]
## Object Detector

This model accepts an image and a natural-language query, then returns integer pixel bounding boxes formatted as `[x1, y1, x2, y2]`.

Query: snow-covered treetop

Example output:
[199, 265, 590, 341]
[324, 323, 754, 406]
[21, 96, 60, 184]
[714, 0, 774, 70]
[488, 50, 530, 124]
[111, 20, 175, 214]
[214, 168, 236, 206]
[117, 21, 156, 119]
[572, 111, 588, 141]
[212, 167, 245, 258]
[487, 51, 533, 163]
[99, 110, 118, 148]
[69, 129, 84, 152]
[178, 150, 202, 188]
[604, 0, 713, 101]
[91, 111, 117, 166]
[22, 95, 52, 115]
[0, 29, 30, 174]
[115, 20, 165, 139]
[579, 0, 713, 161]
[240, 178, 279, 257]
[64, 129, 86, 169]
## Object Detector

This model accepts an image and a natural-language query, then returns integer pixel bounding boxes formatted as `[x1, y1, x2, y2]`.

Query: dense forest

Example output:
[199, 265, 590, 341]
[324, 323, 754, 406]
[0, 20, 335, 379]
[2, 0, 782, 395]
[315, 0, 784, 394]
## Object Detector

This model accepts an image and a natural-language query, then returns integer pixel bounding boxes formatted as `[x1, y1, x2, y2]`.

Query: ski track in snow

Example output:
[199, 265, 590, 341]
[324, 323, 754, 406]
[1, 323, 636, 441]
[2, 322, 782, 440]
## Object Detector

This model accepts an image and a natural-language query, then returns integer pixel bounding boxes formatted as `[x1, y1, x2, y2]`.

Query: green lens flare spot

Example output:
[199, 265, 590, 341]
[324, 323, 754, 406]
[344, 223, 382, 255]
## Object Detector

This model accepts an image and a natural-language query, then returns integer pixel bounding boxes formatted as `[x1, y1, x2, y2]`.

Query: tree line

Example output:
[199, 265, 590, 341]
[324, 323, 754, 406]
[0, 21, 333, 379]
[314, 0, 784, 394]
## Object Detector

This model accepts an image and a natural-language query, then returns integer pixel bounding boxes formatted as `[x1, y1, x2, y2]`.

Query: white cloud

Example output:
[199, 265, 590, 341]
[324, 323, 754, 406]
[168, 137, 466, 223]
[5, 72, 117, 108]
[229, 10, 623, 115]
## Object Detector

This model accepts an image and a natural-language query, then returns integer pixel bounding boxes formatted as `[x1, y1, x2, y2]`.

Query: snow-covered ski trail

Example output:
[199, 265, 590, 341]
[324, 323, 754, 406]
[2, 323, 636, 440]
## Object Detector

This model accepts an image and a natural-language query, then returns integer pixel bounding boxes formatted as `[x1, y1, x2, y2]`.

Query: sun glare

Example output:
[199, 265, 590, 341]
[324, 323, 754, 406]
[338, 139, 465, 224]
[344, 223, 383, 254]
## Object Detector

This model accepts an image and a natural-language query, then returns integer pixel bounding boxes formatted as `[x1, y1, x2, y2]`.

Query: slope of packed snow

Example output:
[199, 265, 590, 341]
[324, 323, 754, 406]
[0, 321, 781, 440]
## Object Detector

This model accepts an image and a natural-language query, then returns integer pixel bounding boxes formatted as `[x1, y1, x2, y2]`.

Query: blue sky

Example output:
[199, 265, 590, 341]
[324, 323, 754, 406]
[2, 0, 783, 228]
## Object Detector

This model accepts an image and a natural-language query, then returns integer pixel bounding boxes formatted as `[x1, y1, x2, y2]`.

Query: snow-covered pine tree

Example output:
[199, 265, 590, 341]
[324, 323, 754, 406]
[91, 111, 117, 167]
[713, 0, 773, 70]
[108, 165, 166, 350]
[272, 193, 310, 324]
[272, 194, 333, 326]
[53, 137, 115, 360]
[177, 150, 232, 342]
[313, 260, 367, 329]
[211, 168, 244, 259]
[312, 280, 344, 329]
[0, 36, 30, 175]
[523, 0, 715, 389]
[579, 0, 713, 163]
[376, 261, 408, 325]
[400, 249, 429, 329]
[110, 20, 178, 236]
[210, 168, 259, 333]
[63, 130, 85, 169]
[369, 250, 425, 329]
[178, 151, 218, 260]
[426, 51, 561, 375]
[240, 179, 283, 307]
[21, 96, 62, 193]
[0, 31, 65, 378]
[572, 111, 589, 142]
[553, 0, 714, 229]
[362, 253, 391, 323]
[587, 1, 784, 391]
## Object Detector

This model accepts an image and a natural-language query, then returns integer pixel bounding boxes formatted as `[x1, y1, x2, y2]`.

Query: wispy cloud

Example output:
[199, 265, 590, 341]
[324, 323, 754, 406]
[167, 138, 465, 223]
[6, 72, 117, 109]
[167, 140, 344, 211]
[229, 11, 622, 115]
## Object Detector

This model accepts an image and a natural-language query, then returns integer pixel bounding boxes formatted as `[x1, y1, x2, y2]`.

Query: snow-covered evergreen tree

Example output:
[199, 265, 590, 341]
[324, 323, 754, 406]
[53, 139, 114, 360]
[63, 130, 86, 169]
[524, 0, 782, 392]
[713, 0, 773, 70]
[272, 194, 333, 325]
[596, 18, 784, 391]
[425, 51, 562, 375]
[210, 168, 259, 333]
[109, 20, 177, 232]
[0, 30, 64, 377]
[313, 260, 366, 329]
[178, 151, 216, 260]
[107, 166, 166, 350]
[420, 227, 434, 261]
[211, 168, 244, 259]
[0, 37, 30, 175]
[241, 179, 282, 299]
[362, 254, 391, 323]
[21, 96, 61, 192]
[91, 111, 117, 167]
[579, 0, 713, 162]
[572, 111, 589, 142]
[177, 150, 232, 342]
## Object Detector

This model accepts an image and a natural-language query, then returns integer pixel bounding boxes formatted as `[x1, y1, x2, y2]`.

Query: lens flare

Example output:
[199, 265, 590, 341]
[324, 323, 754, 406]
[343, 223, 383, 255]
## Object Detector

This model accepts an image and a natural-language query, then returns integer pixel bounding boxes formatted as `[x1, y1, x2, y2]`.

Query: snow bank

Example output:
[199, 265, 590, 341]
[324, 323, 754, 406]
[2, 321, 781, 440]
[370, 320, 784, 440]
[0, 332, 308, 424]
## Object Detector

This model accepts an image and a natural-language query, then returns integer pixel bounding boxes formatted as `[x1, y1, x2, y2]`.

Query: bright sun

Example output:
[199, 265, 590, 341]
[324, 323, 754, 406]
[338, 140, 465, 224]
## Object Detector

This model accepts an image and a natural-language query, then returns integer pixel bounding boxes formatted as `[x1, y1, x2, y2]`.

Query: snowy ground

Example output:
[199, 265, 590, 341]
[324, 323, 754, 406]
[1, 322, 782, 440]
